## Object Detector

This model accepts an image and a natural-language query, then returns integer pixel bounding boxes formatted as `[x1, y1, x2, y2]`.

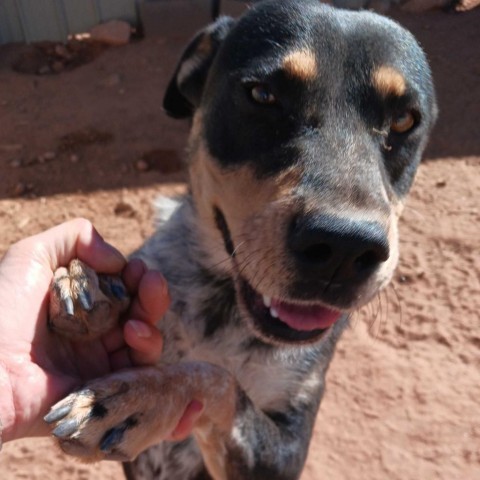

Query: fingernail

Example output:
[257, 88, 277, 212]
[158, 273, 169, 297]
[128, 320, 152, 338]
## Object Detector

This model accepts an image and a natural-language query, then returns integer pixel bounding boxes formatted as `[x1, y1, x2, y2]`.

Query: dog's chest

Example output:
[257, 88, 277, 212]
[160, 311, 306, 412]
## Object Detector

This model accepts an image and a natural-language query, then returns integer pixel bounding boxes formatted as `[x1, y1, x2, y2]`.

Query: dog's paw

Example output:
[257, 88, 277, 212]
[49, 259, 129, 340]
[44, 368, 192, 461]
[44, 373, 148, 461]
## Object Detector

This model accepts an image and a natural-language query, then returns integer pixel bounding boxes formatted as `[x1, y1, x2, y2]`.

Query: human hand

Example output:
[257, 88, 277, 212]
[0, 218, 169, 444]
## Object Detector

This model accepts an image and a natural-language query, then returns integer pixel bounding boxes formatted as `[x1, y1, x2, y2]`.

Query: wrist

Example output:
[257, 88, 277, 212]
[0, 360, 16, 445]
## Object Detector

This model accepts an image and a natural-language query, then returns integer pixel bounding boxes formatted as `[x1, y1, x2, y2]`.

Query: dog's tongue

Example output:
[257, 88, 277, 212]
[271, 299, 341, 332]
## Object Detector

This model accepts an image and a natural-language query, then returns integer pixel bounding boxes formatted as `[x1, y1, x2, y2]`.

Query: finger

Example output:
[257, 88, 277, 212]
[167, 400, 204, 441]
[26, 218, 125, 273]
[101, 325, 125, 355]
[122, 258, 147, 293]
[109, 348, 132, 371]
[124, 320, 164, 366]
[128, 270, 170, 326]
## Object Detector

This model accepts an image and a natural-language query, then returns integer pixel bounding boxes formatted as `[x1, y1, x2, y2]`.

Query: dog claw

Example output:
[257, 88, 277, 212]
[44, 403, 72, 423]
[63, 296, 75, 316]
[52, 418, 81, 438]
[78, 290, 93, 311]
[110, 283, 126, 300]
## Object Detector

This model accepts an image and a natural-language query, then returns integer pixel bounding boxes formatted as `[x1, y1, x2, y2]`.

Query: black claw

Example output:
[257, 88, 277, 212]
[44, 403, 72, 423]
[111, 283, 126, 300]
[78, 290, 93, 311]
[52, 418, 81, 438]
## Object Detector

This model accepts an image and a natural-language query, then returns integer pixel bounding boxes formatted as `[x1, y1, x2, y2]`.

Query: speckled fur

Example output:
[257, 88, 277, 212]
[126, 197, 348, 479]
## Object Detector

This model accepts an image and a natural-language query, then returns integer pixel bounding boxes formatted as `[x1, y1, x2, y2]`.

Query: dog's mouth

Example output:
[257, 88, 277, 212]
[239, 277, 342, 343]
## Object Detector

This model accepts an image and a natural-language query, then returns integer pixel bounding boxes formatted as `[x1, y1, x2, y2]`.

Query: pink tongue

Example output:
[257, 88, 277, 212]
[271, 299, 341, 332]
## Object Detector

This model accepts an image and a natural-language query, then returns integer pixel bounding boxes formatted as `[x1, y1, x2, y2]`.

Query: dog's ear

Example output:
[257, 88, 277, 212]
[163, 17, 236, 119]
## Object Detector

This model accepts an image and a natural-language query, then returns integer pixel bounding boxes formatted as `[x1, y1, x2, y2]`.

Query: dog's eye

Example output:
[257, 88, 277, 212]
[250, 84, 276, 105]
[390, 111, 415, 133]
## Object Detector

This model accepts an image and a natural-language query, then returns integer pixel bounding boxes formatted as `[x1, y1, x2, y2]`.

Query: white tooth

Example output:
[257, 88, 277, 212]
[262, 295, 271, 308]
[270, 307, 279, 318]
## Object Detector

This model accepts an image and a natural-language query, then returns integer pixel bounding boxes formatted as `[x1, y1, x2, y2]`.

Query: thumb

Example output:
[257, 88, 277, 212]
[19, 218, 126, 274]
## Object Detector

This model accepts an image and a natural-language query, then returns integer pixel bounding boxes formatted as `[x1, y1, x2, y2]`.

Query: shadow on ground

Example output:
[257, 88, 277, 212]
[0, 9, 478, 200]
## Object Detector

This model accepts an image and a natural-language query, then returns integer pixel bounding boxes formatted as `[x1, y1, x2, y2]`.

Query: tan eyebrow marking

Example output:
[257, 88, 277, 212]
[372, 66, 406, 97]
[282, 49, 317, 81]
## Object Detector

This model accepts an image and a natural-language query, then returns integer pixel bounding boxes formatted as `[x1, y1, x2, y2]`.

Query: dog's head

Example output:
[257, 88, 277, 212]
[164, 0, 437, 345]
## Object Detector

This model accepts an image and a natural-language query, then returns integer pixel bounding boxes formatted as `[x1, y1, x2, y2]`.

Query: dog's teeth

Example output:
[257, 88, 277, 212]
[262, 295, 271, 308]
[270, 307, 279, 318]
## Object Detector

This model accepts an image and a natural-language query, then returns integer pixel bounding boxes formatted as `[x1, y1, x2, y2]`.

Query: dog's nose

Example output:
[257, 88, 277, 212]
[288, 214, 390, 283]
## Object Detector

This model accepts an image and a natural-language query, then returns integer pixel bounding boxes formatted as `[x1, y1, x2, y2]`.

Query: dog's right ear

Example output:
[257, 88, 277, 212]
[163, 17, 236, 119]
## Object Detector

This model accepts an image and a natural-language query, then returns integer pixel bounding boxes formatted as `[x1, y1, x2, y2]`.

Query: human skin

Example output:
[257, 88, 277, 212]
[0, 218, 169, 444]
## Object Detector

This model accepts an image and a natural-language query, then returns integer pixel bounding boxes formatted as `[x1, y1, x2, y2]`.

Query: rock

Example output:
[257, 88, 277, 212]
[54, 44, 72, 60]
[114, 201, 136, 218]
[455, 0, 480, 11]
[37, 65, 51, 75]
[51, 61, 65, 73]
[13, 182, 27, 196]
[90, 20, 131, 46]
[38, 151, 56, 163]
[70, 154, 80, 163]
[134, 159, 150, 172]
[9, 159, 22, 168]
[102, 73, 122, 87]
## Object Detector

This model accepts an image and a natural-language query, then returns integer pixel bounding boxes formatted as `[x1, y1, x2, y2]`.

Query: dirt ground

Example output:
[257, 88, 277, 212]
[0, 7, 479, 480]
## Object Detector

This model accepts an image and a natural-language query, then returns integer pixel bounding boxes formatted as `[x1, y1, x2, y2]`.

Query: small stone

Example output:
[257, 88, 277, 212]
[54, 44, 71, 60]
[102, 73, 122, 87]
[70, 154, 80, 163]
[135, 159, 149, 172]
[37, 65, 51, 75]
[51, 61, 65, 73]
[435, 180, 447, 188]
[9, 159, 22, 168]
[38, 151, 56, 163]
[114, 201, 136, 218]
[13, 182, 27, 196]
[90, 20, 131, 46]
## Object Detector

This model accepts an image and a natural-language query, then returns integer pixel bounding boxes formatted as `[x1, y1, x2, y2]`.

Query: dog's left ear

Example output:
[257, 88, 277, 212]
[163, 17, 236, 119]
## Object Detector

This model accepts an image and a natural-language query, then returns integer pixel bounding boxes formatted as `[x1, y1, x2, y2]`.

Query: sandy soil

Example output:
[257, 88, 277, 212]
[0, 7, 479, 480]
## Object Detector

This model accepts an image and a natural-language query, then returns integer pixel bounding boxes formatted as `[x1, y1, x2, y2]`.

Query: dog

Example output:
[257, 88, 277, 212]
[45, 1, 437, 478]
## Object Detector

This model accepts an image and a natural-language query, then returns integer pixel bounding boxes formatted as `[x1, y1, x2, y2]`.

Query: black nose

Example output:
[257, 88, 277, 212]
[288, 214, 390, 283]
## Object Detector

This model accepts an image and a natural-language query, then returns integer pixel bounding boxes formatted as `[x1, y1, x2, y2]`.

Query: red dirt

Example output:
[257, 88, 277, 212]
[0, 8, 479, 480]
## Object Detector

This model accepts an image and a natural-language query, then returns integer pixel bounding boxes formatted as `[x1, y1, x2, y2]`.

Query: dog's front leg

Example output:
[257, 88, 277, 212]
[45, 360, 316, 479]
[44, 362, 236, 463]
[194, 386, 318, 480]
